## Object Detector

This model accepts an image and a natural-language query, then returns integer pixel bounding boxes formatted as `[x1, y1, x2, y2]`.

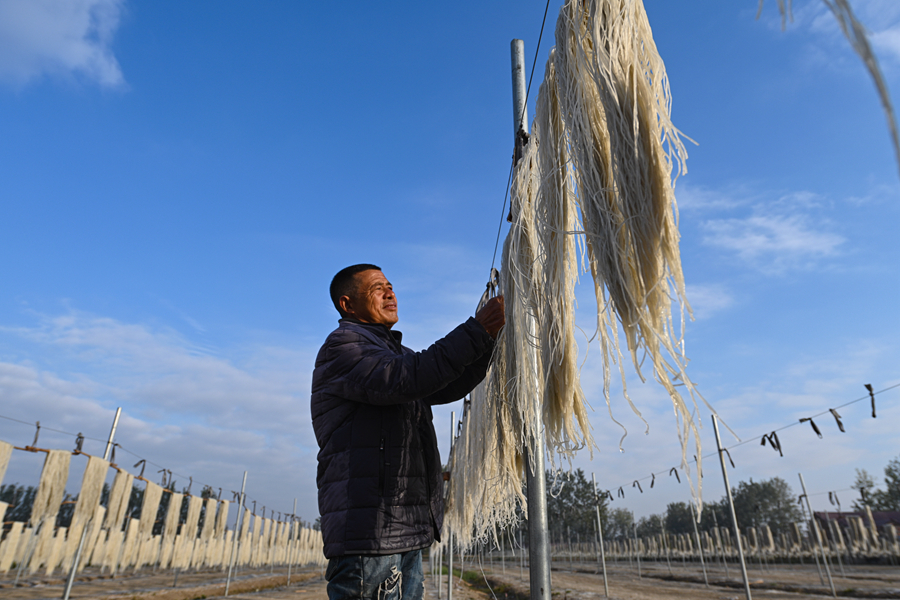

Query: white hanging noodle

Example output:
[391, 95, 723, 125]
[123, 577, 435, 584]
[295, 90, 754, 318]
[61, 455, 109, 571]
[0, 440, 12, 486]
[30, 450, 71, 527]
[444, 0, 716, 550]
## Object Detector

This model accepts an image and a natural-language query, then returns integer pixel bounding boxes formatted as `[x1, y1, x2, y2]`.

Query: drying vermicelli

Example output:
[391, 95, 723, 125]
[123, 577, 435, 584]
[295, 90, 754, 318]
[444, 0, 706, 550]
[30, 450, 71, 526]
[60, 456, 109, 572]
[0, 440, 12, 485]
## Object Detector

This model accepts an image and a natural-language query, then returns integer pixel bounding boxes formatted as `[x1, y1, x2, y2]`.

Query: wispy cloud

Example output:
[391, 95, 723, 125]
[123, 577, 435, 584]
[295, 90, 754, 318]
[686, 186, 847, 273]
[702, 213, 844, 272]
[685, 284, 734, 319]
[0, 309, 322, 519]
[0, 0, 125, 89]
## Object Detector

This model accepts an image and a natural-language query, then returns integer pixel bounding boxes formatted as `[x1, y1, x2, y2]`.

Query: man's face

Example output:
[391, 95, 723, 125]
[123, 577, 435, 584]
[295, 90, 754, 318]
[343, 269, 399, 328]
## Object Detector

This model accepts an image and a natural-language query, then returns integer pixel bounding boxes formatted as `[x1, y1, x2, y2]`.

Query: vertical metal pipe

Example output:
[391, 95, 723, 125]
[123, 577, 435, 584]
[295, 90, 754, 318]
[662, 523, 673, 575]
[591, 473, 609, 597]
[287, 498, 297, 585]
[633, 523, 641, 579]
[62, 407, 122, 600]
[447, 411, 455, 600]
[103, 408, 122, 461]
[511, 39, 528, 137]
[712, 415, 752, 600]
[437, 543, 443, 599]
[689, 502, 709, 587]
[224, 471, 248, 597]
[712, 509, 729, 578]
[511, 36, 551, 600]
[799, 473, 836, 597]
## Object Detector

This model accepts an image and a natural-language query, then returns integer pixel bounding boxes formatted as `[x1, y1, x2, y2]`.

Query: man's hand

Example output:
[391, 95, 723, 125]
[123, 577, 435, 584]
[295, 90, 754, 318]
[475, 295, 505, 339]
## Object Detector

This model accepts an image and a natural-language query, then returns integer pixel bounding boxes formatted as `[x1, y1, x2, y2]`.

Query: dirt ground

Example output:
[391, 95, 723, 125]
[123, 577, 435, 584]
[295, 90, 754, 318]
[2, 559, 898, 599]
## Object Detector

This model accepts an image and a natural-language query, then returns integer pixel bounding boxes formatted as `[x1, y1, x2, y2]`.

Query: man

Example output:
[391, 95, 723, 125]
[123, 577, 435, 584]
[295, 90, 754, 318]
[311, 264, 504, 599]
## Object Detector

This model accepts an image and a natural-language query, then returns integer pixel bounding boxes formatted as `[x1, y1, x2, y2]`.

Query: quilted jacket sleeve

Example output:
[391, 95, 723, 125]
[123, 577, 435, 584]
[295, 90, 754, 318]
[316, 317, 493, 406]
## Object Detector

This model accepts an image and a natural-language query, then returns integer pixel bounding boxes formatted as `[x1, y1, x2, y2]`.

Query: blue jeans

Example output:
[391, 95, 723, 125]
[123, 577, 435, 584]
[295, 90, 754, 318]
[325, 549, 424, 600]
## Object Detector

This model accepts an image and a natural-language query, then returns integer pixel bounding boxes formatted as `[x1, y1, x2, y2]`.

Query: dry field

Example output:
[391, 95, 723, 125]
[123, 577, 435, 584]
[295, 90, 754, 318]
[2, 559, 899, 599]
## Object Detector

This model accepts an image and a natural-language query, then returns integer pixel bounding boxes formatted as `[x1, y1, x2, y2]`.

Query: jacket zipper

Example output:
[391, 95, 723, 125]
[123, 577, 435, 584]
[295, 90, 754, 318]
[379, 436, 386, 496]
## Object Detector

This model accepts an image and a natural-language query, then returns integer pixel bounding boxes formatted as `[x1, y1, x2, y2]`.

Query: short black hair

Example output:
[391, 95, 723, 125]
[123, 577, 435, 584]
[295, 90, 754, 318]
[330, 264, 381, 317]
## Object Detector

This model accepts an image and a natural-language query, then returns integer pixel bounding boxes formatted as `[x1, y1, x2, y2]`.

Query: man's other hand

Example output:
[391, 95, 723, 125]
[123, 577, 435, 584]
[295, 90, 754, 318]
[475, 295, 505, 338]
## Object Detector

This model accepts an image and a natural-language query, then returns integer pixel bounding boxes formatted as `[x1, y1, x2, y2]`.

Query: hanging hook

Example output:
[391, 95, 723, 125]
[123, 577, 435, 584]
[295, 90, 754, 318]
[31, 421, 41, 448]
[133, 459, 146, 478]
[722, 447, 735, 468]
[110, 442, 118, 464]
[186, 476, 193, 495]
[669, 467, 681, 483]
[829, 408, 845, 432]
[617, 486, 624, 498]
[650, 473, 655, 488]
[799, 417, 822, 438]
[74, 433, 84, 453]
[864, 384, 876, 418]
[218, 488, 222, 501]
[632, 480, 643, 493]
[159, 469, 168, 487]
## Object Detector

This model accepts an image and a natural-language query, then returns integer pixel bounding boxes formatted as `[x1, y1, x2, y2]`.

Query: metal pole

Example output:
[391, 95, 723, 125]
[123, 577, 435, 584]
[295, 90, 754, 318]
[712, 509, 729, 579]
[104, 407, 122, 461]
[511, 36, 551, 600]
[287, 498, 297, 585]
[224, 471, 248, 597]
[447, 411, 455, 600]
[591, 473, 609, 597]
[633, 523, 641, 579]
[712, 414, 752, 600]
[511, 39, 528, 139]
[62, 407, 122, 600]
[662, 522, 673, 575]
[689, 502, 709, 587]
[799, 473, 836, 597]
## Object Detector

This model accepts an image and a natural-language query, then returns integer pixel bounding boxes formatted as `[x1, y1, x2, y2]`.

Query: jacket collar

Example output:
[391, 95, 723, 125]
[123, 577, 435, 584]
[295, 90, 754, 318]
[339, 317, 403, 345]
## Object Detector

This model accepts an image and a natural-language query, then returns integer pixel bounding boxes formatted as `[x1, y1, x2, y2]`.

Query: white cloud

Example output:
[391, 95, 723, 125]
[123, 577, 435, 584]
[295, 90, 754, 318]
[684, 284, 734, 319]
[0, 309, 323, 520]
[872, 26, 900, 64]
[702, 213, 844, 272]
[0, 0, 125, 88]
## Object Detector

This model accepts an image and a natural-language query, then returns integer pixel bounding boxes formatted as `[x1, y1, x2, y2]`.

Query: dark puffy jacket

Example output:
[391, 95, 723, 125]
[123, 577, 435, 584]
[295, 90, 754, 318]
[311, 317, 493, 559]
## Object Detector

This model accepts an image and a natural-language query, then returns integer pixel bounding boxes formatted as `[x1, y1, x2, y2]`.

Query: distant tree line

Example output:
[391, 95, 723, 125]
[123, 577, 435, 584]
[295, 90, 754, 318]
[517, 455, 900, 544]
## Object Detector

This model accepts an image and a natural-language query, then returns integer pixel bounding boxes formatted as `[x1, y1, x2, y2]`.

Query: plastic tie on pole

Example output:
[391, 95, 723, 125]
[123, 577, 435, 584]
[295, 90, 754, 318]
[669, 467, 681, 483]
[865, 384, 876, 418]
[618, 487, 625, 498]
[633, 480, 643, 493]
[829, 408, 845, 432]
[799, 417, 822, 438]
[650, 473, 655, 488]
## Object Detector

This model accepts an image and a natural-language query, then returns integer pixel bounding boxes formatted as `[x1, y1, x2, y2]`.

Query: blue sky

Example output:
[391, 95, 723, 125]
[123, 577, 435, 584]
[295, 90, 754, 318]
[0, 0, 897, 526]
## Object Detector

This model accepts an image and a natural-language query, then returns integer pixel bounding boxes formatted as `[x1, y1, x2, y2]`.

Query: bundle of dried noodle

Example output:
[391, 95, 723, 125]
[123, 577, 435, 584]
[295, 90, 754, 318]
[444, 0, 708, 550]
